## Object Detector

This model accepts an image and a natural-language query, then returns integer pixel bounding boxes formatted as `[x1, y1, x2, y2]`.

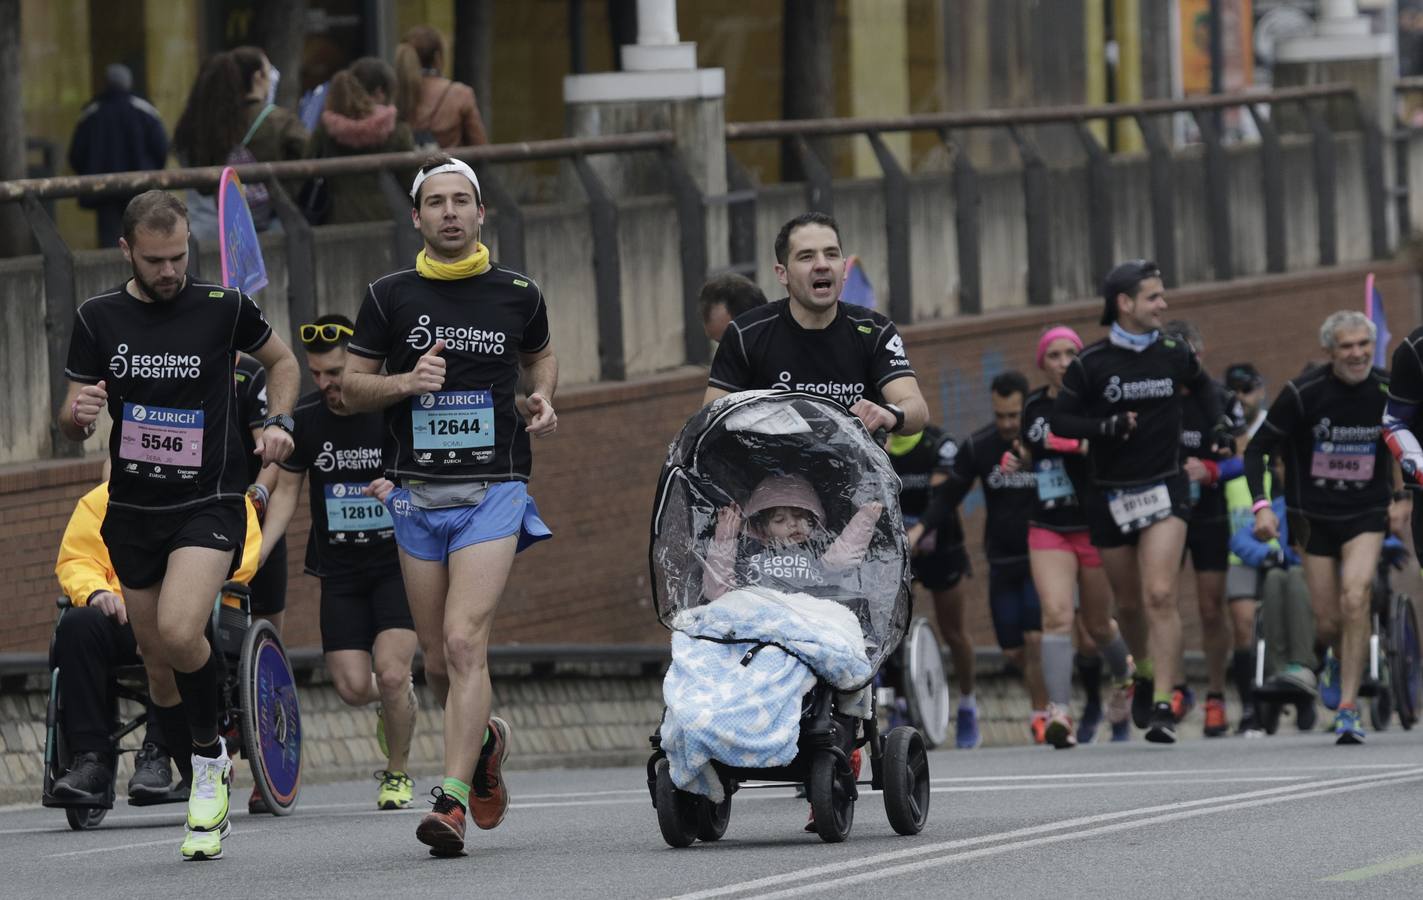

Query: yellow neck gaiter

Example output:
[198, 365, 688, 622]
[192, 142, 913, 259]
[416, 242, 491, 280]
[887, 430, 925, 457]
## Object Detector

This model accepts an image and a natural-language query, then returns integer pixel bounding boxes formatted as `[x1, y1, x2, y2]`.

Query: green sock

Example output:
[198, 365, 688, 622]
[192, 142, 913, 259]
[483, 727, 491, 748]
[441, 776, 471, 810]
[1153, 690, 1171, 705]
[1136, 658, 1154, 682]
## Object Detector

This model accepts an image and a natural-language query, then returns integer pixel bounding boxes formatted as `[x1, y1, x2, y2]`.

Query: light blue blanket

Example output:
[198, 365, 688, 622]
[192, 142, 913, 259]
[661, 589, 873, 801]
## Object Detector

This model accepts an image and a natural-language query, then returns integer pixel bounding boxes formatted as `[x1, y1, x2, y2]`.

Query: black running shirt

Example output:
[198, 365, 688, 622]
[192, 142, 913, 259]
[1052, 336, 1220, 489]
[887, 423, 967, 550]
[1245, 365, 1392, 520]
[278, 392, 398, 577]
[234, 353, 269, 484]
[941, 424, 1037, 564]
[1021, 386, 1090, 532]
[707, 299, 915, 409]
[64, 279, 273, 512]
[348, 264, 551, 484]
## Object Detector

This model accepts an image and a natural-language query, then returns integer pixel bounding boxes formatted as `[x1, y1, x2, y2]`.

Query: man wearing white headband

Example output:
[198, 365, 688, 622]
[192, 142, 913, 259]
[342, 153, 559, 857]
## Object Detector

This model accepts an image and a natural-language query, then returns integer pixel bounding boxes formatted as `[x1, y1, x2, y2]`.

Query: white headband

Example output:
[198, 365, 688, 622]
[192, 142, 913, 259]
[409, 159, 482, 203]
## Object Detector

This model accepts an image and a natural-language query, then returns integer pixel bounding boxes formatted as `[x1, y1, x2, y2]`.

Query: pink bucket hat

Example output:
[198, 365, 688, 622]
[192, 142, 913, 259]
[743, 473, 826, 522]
[1036, 326, 1083, 369]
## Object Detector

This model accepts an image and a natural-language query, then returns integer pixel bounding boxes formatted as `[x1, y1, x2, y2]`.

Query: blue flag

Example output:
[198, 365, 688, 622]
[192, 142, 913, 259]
[1366, 272, 1390, 369]
[841, 255, 876, 310]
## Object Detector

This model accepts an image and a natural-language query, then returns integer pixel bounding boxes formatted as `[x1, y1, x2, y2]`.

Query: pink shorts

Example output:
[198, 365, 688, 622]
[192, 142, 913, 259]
[1028, 526, 1102, 569]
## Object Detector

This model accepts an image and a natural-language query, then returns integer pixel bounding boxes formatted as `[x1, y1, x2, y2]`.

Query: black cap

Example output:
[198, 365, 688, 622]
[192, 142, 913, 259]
[1100, 259, 1162, 326]
[1224, 362, 1264, 393]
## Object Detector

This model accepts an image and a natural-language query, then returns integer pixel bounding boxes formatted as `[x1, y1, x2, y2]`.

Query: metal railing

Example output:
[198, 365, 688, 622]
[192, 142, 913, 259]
[0, 131, 725, 458]
[724, 83, 1384, 322]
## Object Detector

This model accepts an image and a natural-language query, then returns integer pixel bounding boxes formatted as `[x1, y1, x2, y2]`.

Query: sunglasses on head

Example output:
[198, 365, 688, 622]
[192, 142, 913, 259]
[299, 323, 353, 344]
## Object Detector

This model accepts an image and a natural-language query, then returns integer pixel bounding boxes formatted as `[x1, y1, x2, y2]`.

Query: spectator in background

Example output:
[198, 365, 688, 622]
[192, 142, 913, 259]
[699, 272, 768, 343]
[172, 46, 307, 241]
[305, 59, 414, 225]
[394, 25, 488, 149]
[68, 64, 169, 247]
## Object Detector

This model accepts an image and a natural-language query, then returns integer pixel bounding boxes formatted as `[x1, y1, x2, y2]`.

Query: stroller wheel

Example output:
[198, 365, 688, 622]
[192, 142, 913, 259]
[695, 792, 731, 842]
[809, 750, 855, 843]
[653, 758, 699, 848]
[882, 726, 930, 836]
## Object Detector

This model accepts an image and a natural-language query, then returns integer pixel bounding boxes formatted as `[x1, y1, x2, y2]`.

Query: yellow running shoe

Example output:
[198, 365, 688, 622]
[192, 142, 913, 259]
[376, 769, 414, 810]
[182, 739, 232, 861]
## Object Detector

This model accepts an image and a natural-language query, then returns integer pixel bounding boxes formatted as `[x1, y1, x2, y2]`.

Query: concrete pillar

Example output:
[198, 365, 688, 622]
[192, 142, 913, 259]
[563, 0, 727, 268]
[847, 0, 909, 177]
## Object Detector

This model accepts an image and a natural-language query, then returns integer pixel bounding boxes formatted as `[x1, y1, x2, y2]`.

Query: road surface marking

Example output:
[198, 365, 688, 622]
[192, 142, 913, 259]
[1322, 851, 1423, 882]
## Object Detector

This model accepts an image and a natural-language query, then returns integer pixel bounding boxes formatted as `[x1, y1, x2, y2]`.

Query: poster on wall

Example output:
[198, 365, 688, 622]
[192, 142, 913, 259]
[1179, 0, 1255, 95]
[217, 166, 269, 295]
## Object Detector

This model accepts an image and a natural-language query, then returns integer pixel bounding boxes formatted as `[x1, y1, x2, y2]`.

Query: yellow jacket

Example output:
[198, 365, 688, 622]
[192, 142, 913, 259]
[54, 483, 263, 605]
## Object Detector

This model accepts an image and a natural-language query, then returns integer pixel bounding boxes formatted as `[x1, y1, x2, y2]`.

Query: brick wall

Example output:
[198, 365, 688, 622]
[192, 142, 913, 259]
[2, 262, 1418, 654]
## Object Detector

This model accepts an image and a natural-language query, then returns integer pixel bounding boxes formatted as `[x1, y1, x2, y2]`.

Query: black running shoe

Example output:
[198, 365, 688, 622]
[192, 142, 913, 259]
[1131, 676, 1154, 730]
[127, 742, 172, 800]
[1144, 702, 1178, 744]
[53, 751, 112, 802]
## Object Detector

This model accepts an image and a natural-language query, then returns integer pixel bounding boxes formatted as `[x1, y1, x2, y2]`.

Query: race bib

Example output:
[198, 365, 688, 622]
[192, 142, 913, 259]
[118, 402, 202, 477]
[411, 390, 494, 465]
[1035, 458, 1076, 506]
[323, 482, 393, 542]
[1310, 441, 1375, 483]
[1107, 482, 1173, 534]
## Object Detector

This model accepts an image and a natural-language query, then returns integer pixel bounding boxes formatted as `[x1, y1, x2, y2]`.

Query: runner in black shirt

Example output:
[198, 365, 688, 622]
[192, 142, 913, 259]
[1021, 327, 1133, 748]
[343, 156, 556, 857]
[60, 191, 299, 861]
[890, 424, 979, 748]
[1052, 260, 1226, 744]
[923, 372, 1049, 741]
[1247, 311, 1405, 744]
[1164, 320, 1245, 737]
[704, 212, 928, 437]
[1385, 325, 1423, 559]
[262, 315, 419, 812]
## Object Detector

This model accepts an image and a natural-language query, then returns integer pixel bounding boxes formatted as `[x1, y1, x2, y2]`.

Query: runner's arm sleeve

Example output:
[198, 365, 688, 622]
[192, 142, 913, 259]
[54, 489, 120, 605]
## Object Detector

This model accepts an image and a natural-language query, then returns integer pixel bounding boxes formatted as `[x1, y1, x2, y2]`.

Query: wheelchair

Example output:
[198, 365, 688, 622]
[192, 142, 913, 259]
[1252, 541, 1422, 734]
[875, 616, 951, 749]
[41, 581, 303, 830]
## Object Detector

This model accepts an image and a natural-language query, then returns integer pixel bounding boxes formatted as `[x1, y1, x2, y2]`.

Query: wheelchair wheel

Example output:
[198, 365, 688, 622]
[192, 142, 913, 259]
[900, 618, 951, 749]
[239, 619, 302, 815]
[882, 726, 930, 836]
[1257, 700, 1281, 736]
[1389, 594, 1422, 730]
[809, 749, 854, 844]
[694, 792, 731, 842]
[45, 669, 111, 830]
[1370, 685, 1392, 732]
[653, 758, 699, 848]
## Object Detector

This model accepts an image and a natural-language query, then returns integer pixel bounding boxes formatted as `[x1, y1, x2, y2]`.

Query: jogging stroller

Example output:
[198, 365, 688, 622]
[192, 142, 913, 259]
[646, 390, 931, 845]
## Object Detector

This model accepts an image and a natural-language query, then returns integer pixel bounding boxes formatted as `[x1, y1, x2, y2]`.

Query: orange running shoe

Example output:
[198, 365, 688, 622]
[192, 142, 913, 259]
[1203, 695, 1229, 737]
[416, 787, 467, 856]
[1170, 687, 1196, 723]
[470, 716, 511, 830]
[1030, 711, 1048, 745]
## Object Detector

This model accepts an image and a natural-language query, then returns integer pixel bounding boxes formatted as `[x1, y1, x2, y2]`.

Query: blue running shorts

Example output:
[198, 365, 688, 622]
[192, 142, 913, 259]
[386, 482, 552, 563]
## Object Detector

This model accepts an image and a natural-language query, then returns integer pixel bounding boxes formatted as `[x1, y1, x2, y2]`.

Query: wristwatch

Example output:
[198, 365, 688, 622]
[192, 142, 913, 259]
[884, 403, 906, 433]
[262, 413, 295, 435]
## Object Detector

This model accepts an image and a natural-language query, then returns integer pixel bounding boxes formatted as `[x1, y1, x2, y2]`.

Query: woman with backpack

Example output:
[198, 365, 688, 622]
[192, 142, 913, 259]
[394, 25, 488, 149]
[303, 59, 415, 225]
[173, 46, 308, 241]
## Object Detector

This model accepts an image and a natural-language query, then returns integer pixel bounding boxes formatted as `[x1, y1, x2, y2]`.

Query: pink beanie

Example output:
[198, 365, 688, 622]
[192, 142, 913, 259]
[1036, 326, 1083, 369]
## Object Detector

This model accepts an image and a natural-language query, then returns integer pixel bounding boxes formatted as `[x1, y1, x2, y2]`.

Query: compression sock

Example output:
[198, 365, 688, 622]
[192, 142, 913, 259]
[1231, 648, 1255, 705]
[958, 693, 977, 711]
[1135, 657, 1154, 683]
[441, 777, 471, 810]
[1075, 652, 1104, 705]
[154, 702, 194, 781]
[172, 649, 221, 752]
[1100, 635, 1132, 681]
[1041, 633, 1075, 708]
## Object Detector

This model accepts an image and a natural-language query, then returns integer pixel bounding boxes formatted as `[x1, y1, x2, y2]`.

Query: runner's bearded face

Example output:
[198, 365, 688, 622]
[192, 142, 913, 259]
[306, 346, 347, 413]
[776, 223, 845, 317]
[120, 222, 189, 302]
[1329, 324, 1375, 386]
[992, 391, 1024, 442]
[1117, 275, 1166, 333]
[411, 171, 483, 260]
[1041, 339, 1077, 390]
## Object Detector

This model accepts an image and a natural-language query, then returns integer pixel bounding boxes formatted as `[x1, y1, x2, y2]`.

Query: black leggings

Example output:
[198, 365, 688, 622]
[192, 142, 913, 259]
[51, 606, 157, 755]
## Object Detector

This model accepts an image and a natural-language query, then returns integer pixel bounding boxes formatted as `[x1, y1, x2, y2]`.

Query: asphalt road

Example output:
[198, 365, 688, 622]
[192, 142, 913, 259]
[5, 728, 1423, 899]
